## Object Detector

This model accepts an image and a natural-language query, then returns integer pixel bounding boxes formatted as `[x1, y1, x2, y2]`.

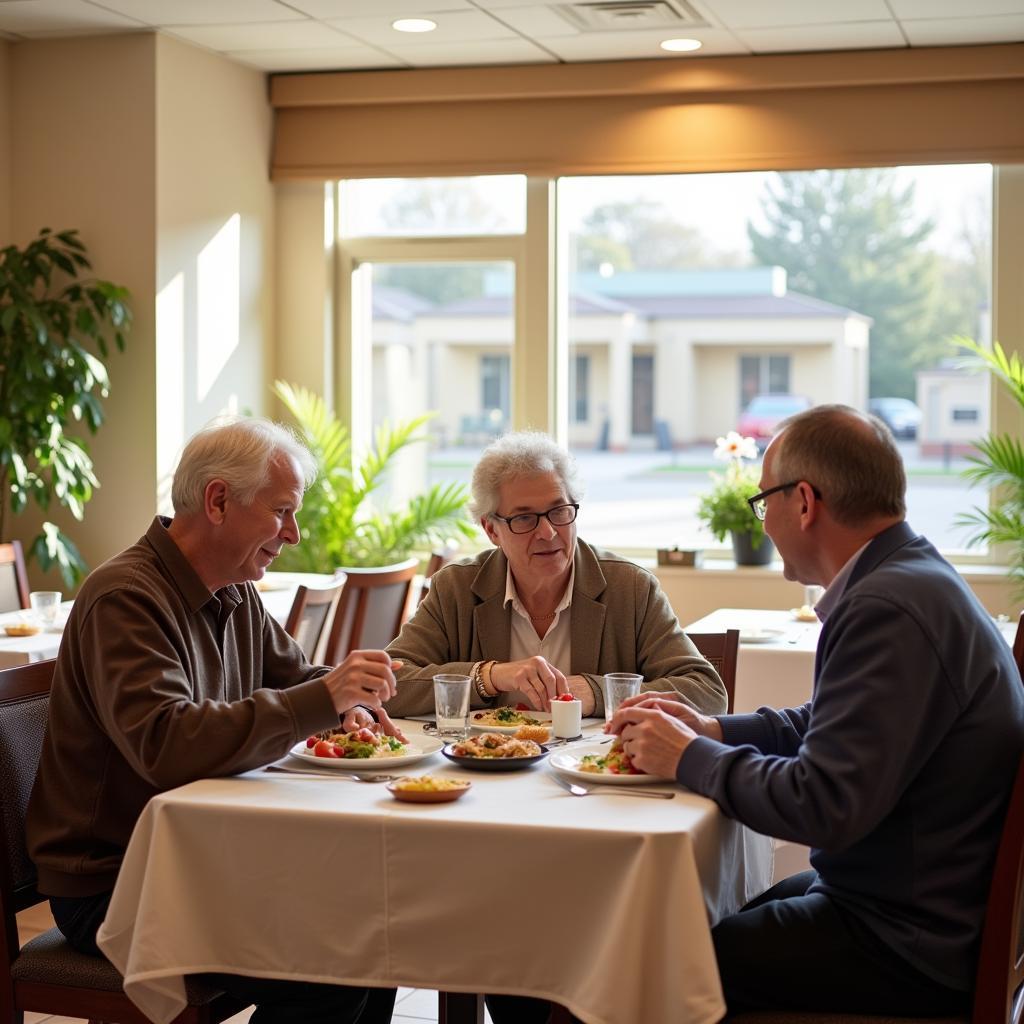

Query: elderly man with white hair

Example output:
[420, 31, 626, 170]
[27, 417, 400, 1024]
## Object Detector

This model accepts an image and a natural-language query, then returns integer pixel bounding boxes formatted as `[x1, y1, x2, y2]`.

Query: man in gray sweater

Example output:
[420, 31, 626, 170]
[611, 405, 1024, 1017]
[27, 417, 400, 1024]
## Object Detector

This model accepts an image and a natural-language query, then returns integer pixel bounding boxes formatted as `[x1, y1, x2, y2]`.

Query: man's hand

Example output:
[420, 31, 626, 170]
[341, 704, 408, 742]
[615, 693, 723, 741]
[322, 651, 401, 716]
[606, 705, 701, 780]
[489, 656, 569, 710]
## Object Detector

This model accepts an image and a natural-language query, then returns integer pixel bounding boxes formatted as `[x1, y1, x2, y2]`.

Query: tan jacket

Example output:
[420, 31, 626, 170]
[384, 541, 726, 717]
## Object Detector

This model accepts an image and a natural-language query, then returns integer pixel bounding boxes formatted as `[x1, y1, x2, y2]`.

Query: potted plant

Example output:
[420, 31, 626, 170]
[955, 337, 1024, 596]
[0, 228, 132, 587]
[697, 432, 774, 566]
[272, 380, 477, 571]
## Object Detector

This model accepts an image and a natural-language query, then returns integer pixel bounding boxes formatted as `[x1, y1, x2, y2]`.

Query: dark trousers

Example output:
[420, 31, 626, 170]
[50, 891, 396, 1024]
[712, 871, 972, 1018]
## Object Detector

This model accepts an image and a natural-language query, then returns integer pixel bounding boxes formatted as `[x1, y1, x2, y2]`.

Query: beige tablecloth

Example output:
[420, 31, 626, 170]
[97, 724, 773, 1024]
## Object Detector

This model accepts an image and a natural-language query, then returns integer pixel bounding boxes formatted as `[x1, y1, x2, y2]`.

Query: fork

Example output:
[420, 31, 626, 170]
[550, 774, 675, 799]
[263, 764, 395, 782]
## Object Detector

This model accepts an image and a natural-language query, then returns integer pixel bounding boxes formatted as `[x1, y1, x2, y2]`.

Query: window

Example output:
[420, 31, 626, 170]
[740, 355, 791, 408]
[570, 354, 590, 423]
[481, 355, 510, 423]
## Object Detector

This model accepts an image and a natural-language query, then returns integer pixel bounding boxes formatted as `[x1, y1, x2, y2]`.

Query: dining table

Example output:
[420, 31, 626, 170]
[0, 572, 336, 669]
[95, 720, 774, 1024]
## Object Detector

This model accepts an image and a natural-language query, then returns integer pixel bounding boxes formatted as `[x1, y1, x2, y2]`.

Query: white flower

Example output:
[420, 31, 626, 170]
[714, 431, 758, 463]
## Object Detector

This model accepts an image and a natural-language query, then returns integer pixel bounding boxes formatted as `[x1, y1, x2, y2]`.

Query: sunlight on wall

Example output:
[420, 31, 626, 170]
[156, 271, 186, 515]
[197, 213, 241, 401]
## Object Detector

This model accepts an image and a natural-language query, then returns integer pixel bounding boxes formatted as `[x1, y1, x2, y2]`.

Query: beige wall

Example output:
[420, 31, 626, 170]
[0, 40, 10, 243]
[4, 33, 274, 587]
[155, 33, 274, 510]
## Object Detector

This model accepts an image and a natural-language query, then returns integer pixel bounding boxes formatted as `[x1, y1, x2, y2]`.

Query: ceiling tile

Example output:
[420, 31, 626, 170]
[541, 27, 748, 60]
[487, 5, 581, 37]
[0, 0, 140, 34]
[382, 36, 556, 65]
[166, 20, 352, 51]
[90, 0, 304, 26]
[327, 9, 516, 46]
[902, 13, 1024, 45]
[737, 21, 906, 52]
[228, 45, 404, 70]
[699, 0, 893, 29]
[288, 0, 472, 14]
[890, 0, 1024, 18]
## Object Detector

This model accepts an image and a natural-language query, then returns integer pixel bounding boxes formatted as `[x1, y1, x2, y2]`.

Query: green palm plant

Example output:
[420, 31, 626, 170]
[272, 380, 477, 570]
[955, 337, 1024, 595]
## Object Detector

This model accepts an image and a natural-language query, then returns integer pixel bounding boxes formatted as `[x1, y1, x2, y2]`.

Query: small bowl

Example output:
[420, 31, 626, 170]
[386, 778, 471, 803]
[4, 622, 42, 637]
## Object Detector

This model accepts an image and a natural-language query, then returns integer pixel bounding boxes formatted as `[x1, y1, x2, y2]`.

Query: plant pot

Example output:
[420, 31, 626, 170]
[731, 531, 774, 567]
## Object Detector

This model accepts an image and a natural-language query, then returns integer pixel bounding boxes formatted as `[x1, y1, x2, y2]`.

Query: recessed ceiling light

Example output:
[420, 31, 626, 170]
[660, 38, 702, 53]
[392, 18, 437, 33]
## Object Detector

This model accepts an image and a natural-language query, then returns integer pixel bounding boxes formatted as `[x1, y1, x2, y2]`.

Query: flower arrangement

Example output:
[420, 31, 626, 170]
[696, 432, 768, 552]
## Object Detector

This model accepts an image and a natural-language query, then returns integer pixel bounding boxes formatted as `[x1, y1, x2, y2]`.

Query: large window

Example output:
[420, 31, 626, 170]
[333, 165, 1001, 559]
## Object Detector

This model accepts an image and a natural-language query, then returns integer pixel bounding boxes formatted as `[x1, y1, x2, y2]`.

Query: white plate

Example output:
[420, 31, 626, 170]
[549, 744, 659, 785]
[738, 627, 787, 644]
[469, 710, 552, 734]
[289, 737, 444, 770]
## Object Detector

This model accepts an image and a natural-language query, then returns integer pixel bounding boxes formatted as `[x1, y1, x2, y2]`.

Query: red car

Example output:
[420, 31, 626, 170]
[738, 394, 813, 450]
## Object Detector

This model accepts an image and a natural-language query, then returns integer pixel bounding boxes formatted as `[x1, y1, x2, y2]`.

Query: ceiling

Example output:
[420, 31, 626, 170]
[0, 0, 1022, 73]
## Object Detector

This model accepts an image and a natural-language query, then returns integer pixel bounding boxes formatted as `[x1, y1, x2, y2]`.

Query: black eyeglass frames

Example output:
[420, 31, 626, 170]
[491, 503, 579, 535]
[747, 482, 822, 521]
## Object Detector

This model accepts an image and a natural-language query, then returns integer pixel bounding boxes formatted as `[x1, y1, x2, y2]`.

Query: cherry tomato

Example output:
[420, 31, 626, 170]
[554, 694, 575, 702]
[305, 736, 317, 748]
[334, 743, 347, 758]
[515, 703, 531, 711]
[313, 740, 339, 758]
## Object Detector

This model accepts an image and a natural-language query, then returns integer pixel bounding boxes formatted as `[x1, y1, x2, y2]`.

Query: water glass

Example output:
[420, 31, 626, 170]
[803, 585, 825, 609]
[603, 673, 642, 723]
[30, 590, 62, 628]
[433, 674, 471, 740]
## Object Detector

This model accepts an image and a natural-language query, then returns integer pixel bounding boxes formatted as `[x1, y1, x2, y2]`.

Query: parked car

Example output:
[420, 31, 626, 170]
[738, 394, 813, 449]
[868, 397, 922, 439]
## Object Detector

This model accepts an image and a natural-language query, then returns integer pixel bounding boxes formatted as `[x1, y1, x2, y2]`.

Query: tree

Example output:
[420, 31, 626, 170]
[748, 169, 941, 398]
[574, 199, 744, 273]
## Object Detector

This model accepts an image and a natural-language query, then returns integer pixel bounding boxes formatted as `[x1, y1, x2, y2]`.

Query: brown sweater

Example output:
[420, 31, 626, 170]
[26, 517, 338, 897]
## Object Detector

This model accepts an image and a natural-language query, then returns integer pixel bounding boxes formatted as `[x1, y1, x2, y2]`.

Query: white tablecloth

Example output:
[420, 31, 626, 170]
[96, 723, 773, 1024]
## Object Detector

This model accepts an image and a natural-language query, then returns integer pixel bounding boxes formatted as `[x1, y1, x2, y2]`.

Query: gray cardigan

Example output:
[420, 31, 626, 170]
[384, 540, 726, 718]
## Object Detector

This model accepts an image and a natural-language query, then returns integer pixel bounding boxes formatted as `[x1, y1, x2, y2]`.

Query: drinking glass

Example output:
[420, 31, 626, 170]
[433, 674, 471, 740]
[803, 585, 825, 609]
[30, 591, 62, 628]
[603, 673, 642, 723]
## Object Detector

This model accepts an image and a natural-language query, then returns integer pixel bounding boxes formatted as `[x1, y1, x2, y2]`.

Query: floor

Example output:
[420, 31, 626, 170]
[16, 903, 484, 1024]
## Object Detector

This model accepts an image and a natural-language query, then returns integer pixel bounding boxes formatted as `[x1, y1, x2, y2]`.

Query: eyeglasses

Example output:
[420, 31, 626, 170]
[491, 502, 579, 535]
[747, 482, 822, 521]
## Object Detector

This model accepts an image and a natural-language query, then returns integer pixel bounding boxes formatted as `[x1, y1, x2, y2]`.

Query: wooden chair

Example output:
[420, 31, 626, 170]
[282, 577, 347, 664]
[1013, 611, 1024, 679]
[0, 659, 245, 1024]
[417, 549, 455, 606]
[688, 629, 740, 714]
[322, 559, 419, 663]
[731, 751, 1024, 1024]
[0, 541, 30, 613]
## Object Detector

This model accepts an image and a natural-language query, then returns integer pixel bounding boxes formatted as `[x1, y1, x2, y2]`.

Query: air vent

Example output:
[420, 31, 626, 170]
[556, 0, 706, 33]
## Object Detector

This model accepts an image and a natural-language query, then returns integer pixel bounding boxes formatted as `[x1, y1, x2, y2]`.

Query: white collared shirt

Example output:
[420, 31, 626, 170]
[814, 541, 870, 623]
[504, 562, 574, 676]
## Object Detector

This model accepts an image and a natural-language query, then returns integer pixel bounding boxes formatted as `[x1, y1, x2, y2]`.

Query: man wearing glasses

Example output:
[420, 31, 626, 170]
[383, 429, 726, 720]
[611, 404, 1024, 1018]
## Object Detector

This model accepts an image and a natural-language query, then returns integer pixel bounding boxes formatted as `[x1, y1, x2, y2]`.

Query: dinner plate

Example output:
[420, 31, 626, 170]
[468, 709, 552, 734]
[549, 744, 659, 785]
[386, 780, 472, 803]
[289, 737, 444, 770]
[738, 627, 787, 644]
[441, 742, 549, 772]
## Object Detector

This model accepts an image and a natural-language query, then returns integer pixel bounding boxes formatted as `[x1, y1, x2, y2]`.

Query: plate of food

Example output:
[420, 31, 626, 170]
[790, 605, 819, 623]
[442, 732, 549, 772]
[386, 775, 472, 803]
[469, 706, 552, 735]
[290, 728, 444, 770]
[738, 627, 786, 644]
[3, 621, 42, 637]
[549, 739, 655, 785]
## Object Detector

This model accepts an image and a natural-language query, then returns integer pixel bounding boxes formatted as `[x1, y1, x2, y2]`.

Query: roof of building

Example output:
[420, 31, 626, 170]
[371, 286, 436, 322]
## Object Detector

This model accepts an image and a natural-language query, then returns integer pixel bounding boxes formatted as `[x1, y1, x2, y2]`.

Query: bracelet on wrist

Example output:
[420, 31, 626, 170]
[472, 659, 498, 702]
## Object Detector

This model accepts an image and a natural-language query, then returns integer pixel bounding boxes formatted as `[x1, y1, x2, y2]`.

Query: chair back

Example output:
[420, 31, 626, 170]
[283, 578, 347, 664]
[1012, 612, 1024, 681]
[973, 751, 1024, 1024]
[0, 660, 54, 970]
[418, 549, 456, 606]
[323, 559, 419, 663]
[0, 541, 30, 613]
[687, 630, 739, 714]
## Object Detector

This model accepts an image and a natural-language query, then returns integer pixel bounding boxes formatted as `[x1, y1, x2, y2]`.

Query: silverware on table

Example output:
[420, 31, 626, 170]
[263, 764, 395, 782]
[550, 773, 675, 799]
